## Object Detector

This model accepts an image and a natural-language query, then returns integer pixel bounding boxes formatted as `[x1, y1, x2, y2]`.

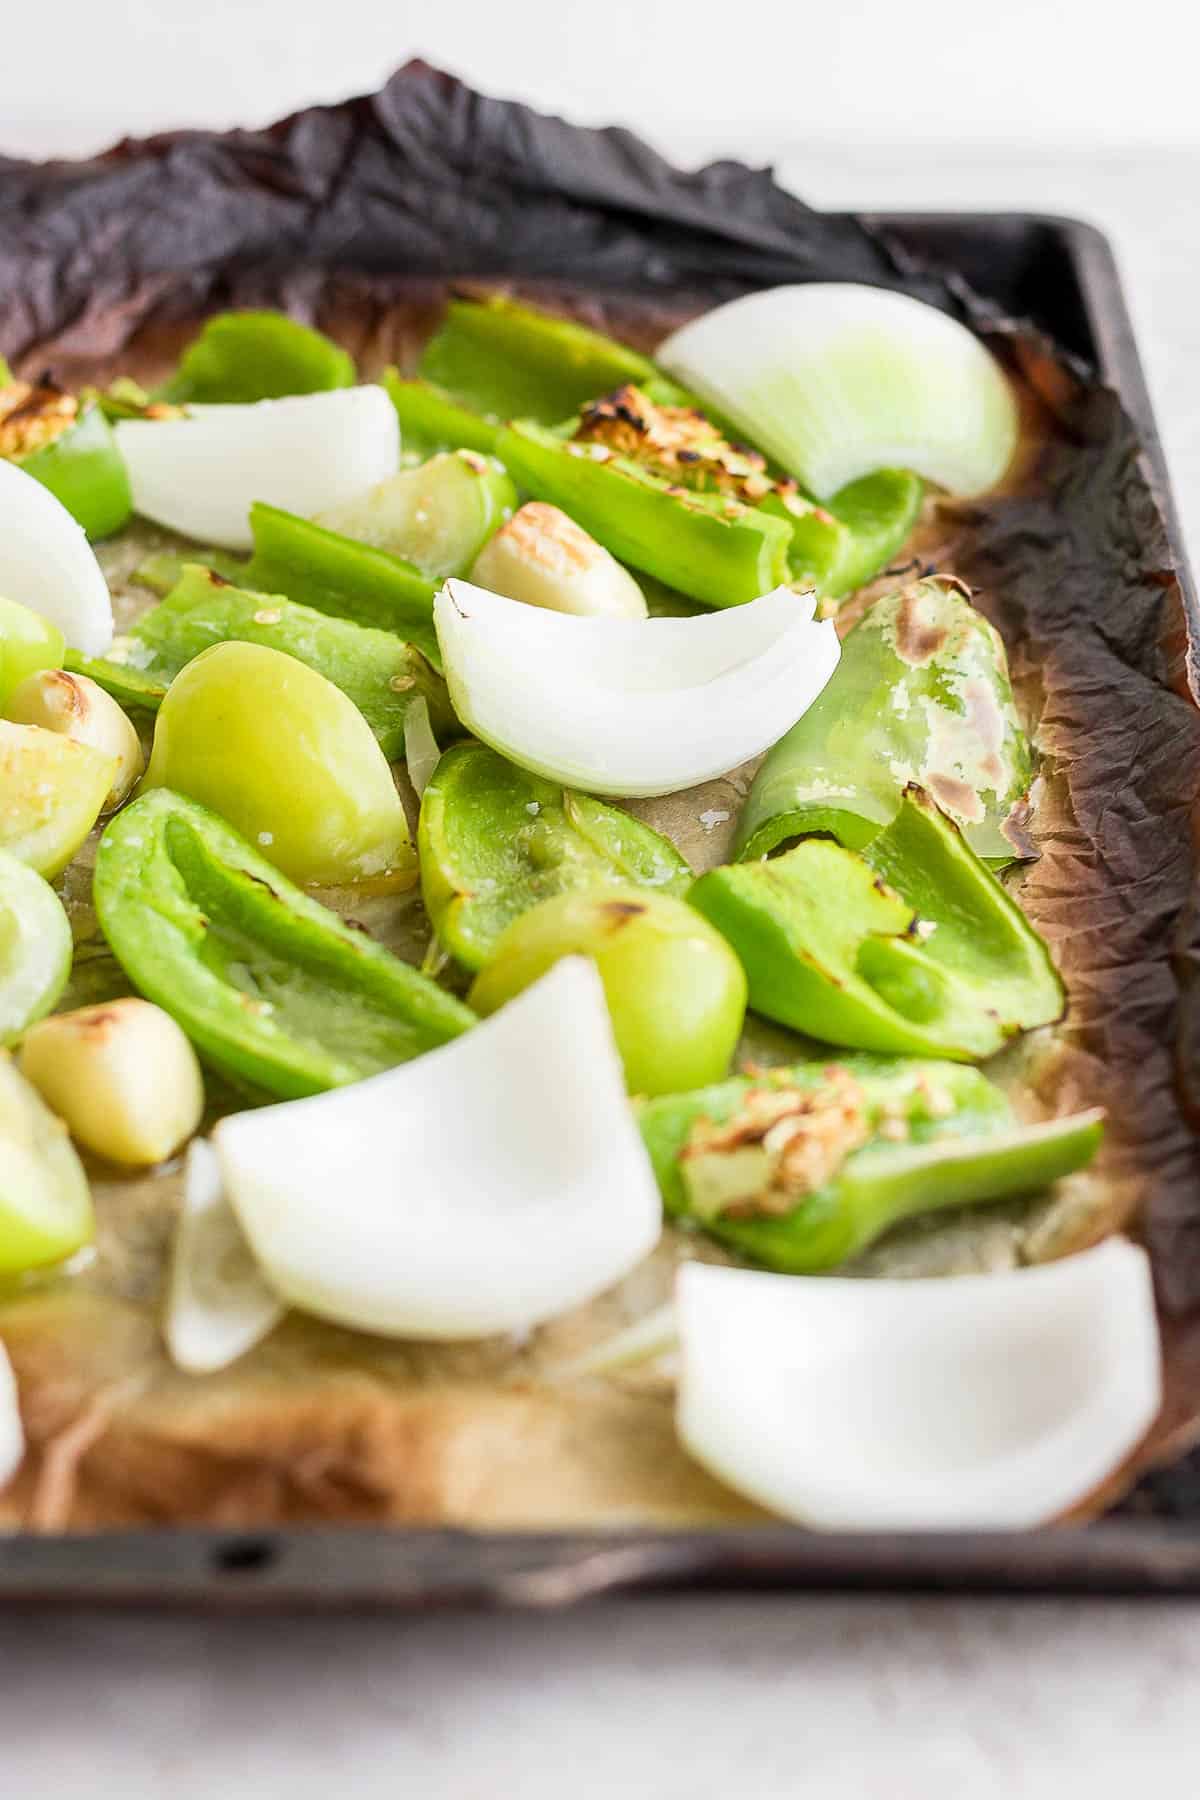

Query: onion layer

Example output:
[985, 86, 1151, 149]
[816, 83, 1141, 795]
[163, 1140, 284, 1376]
[657, 283, 1018, 500]
[115, 387, 399, 550]
[434, 578, 840, 798]
[0, 460, 113, 655]
[215, 958, 662, 1340]
[676, 1243, 1160, 1530]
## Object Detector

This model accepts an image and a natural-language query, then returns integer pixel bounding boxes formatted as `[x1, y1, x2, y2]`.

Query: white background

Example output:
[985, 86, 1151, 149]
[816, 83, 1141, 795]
[4, 6, 1200, 1795]
[2, 0, 1199, 160]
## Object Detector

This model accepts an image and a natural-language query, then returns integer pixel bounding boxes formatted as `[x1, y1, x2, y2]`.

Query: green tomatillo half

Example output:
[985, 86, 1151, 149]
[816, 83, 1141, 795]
[468, 886, 747, 1096]
[140, 640, 411, 887]
[78, 564, 453, 758]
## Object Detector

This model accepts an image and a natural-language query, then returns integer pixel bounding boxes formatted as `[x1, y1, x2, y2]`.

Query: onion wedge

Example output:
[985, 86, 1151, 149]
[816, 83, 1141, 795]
[214, 958, 662, 1340]
[0, 460, 113, 655]
[434, 579, 840, 798]
[163, 1140, 284, 1376]
[115, 387, 399, 550]
[676, 1243, 1160, 1531]
[0, 1339, 21, 1489]
[657, 284, 1018, 500]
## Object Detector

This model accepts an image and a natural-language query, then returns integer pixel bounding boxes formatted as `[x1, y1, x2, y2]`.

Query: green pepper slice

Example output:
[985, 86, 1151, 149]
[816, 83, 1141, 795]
[383, 371, 501, 458]
[691, 788, 1063, 1061]
[419, 742, 693, 970]
[159, 310, 355, 404]
[0, 380, 132, 539]
[736, 576, 1035, 863]
[639, 1056, 1103, 1272]
[419, 295, 655, 424]
[76, 564, 453, 758]
[94, 790, 475, 1099]
[496, 422, 793, 609]
[243, 503, 437, 654]
[0, 850, 72, 1044]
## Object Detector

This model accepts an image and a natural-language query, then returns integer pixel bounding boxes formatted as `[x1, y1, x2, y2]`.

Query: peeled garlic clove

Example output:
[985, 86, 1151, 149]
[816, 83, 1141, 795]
[0, 459, 114, 655]
[20, 998, 205, 1167]
[470, 502, 647, 618]
[676, 1243, 1160, 1531]
[5, 669, 144, 810]
[215, 957, 662, 1340]
[163, 1139, 284, 1375]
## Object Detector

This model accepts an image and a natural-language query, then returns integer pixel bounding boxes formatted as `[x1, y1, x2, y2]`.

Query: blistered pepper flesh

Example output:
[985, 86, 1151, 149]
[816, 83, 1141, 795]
[94, 790, 474, 1099]
[640, 1056, 1103, 1272]
[736, 576, 1035, 863]
[692, 788, 1063, 1060]
[497, 421, 793, 609]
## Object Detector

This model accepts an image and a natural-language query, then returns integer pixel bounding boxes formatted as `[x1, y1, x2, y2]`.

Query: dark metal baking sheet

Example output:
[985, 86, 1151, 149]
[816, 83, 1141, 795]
[2, 207, 1197, 1607]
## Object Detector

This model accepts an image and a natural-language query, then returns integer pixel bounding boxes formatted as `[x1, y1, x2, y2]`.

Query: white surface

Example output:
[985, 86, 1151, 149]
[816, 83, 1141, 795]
[2, 1, 1199, 156]
[4, 30, 1200, 1794]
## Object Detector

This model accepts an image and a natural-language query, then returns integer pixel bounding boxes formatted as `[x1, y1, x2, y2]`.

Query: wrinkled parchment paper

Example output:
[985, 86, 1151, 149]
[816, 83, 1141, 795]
[0, 64, 1197, 1528]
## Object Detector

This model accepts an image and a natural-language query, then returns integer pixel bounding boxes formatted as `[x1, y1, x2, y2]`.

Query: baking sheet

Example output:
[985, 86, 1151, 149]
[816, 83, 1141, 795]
[0, 65, 1198, 1593]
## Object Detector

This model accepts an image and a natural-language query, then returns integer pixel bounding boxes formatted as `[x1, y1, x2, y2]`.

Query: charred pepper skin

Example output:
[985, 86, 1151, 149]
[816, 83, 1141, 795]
[691, 788, 1063, 1062]
[639, 1056, 1104, 1272]
[736, 576, 1035, 864]
[496, 421, 793, 609]
[94, 790, 475, 1100]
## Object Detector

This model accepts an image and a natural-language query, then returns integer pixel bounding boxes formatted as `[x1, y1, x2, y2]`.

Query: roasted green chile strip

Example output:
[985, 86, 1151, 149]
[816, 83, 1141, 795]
[244, 503, 438, 656]
[639, 1056, 1103, 1272]
[72, 566, 453, 757]
[419, 295, 656, 424]
[384, 371, 501, 457]
[691, 789, 1063, 1060]
[94, 790, 475, 1099]
[496, 422, 793, 609]
[419, 742, 692, 970]
[160, 309, 355, 404]
[736, 576, 1035, 862]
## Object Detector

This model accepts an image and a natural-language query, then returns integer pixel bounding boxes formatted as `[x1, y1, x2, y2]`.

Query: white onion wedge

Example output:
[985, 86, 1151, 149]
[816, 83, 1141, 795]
[115, 387, 399, 550]
[163, 1140, 284, 1376]
[434, 579, 840, 798]
[658, 284, 1018, 500]
[215, 958, 662, 1340]
[676, 1243, 1160, 1531]
[0, 1339, 22, 1488]
[0, 460, 113, 655]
